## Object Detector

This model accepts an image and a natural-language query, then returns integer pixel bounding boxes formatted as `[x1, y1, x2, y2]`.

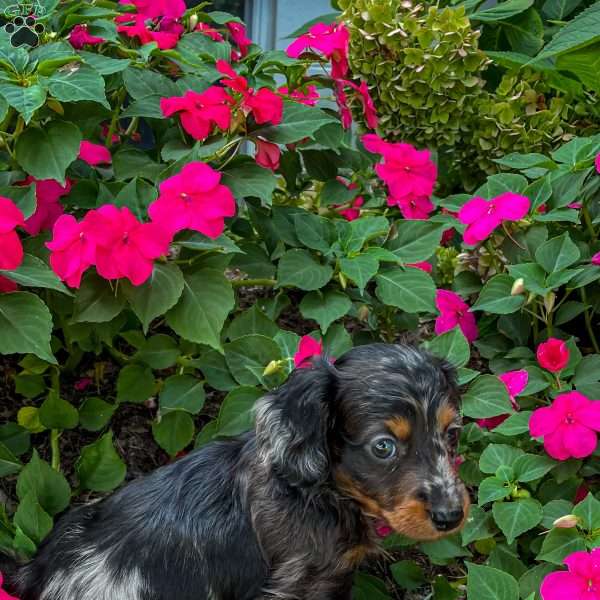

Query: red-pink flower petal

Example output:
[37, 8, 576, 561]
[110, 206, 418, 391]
[0, 230, 23, 270]
[529, 406, 563, 437]
[69, 24, 105, 49]
[254, 139, 280, 171]
[595, 153, 600, 174]
[591, 251, 600, 266]
[0, 196, 24, 233]
[119, 0, 186, 19]
[543, 429, 571, 461]
[537, 338, 570, 372]
[79, 141, 112, 166]
[493, 192, 531, 221]
[562, 423, 598, 459]
[245, 88, 283, 125]
[499, 369, 528, 399]
[0, 274, 17, 293]
[540, 570, 589, 600]
[294, 335, 323, 368]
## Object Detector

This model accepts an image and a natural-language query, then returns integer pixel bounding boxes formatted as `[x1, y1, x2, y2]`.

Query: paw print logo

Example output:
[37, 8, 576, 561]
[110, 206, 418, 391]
[4, 15, 44, 48]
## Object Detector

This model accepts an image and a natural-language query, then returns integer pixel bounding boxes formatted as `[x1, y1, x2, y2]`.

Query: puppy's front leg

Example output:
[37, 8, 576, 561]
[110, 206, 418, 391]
[261, 565, 353, 600]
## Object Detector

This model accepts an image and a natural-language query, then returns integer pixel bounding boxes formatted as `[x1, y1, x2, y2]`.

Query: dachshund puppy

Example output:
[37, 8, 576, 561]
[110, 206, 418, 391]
[9, 343, 469, 600]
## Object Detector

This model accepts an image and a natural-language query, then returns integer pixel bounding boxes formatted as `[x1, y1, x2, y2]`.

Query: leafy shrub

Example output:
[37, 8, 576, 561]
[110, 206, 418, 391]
[0, 1, 600, 599]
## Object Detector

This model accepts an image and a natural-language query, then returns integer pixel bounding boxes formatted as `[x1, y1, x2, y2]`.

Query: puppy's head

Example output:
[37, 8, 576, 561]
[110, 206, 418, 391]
[254, 343, 469, 541]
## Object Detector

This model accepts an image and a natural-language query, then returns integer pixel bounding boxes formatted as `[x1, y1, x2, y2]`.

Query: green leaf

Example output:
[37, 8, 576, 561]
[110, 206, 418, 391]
[166, 268, 234, 351]
[478, 476, 511, 505]
[513, 454, 556, 482]
[122, 67, 179, 99]
[134, 334, 180, 369]
[426, 328, 470, 369]
[123, 263, 185, 334]
[79, 397, 116, 432]
[462, 375, 513, 419]
[535, 1, 600, 60]
[116, 364, 155, 404]
[508, 262, 548, 295]
[519, 564, 556, 600]
[152, 411, 195, 456]
[502, 9, 544, 56]
[194, 349, 237, 391]
[226, 305, 279, 341]
[542, 499, 574, 528]
[476, 173, 528, 197]
[0, 441, 22, 477]
[76, 432, 126, 492]
[120, 95, 163, 119]
[217, 386, 263, 437]
[390, 560, 425, 591]
[470, 0, 533, 21]
[0, 83, 46, 124]
[493, 153, 556, 170]
[462, 505, 495, 545]
[0, 292, 55, 363]
[73, 272, 126, 324]
[572, 492, 600, 530]
[39, 391, 79, 430]
[294, 212, 336, 254]
[78, 50, 130, 75]
[159, 375, 205, 415]
[480, 444, 525, 474]
[300, 290, 352, 334]
[493, 411, 533, 436]
[0, 183, 36, 219]
[0, 254, 72, 295]
[341, 216, 389, 254]
[252, 101, 337, 144]
[0, 422, 29, 456]
[353, 573, 392, 600]
[221, 160, 277, 205]
[573, 354, 600, 387]
[224, 334, 282, 386]
[195, 420, 219, 448]
[277, 249, 333, 291]
[339, 254, 379, 293]
[386, 221, 444, 263]
[537, 526, 586, 564]
[466, 563, 519, 600]
[16, 450, 70, 516]
[45, 64, 109, 108]
[535, 233, 580, 273]
[15, 121, 81, 185]
[375, 268, 436, 313]
[14, 493, 52, 545]
[472, 275, 524, 314]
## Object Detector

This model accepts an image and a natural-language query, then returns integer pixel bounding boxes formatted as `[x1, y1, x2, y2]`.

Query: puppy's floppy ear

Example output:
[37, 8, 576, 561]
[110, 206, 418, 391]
[255, 358, 336, 487]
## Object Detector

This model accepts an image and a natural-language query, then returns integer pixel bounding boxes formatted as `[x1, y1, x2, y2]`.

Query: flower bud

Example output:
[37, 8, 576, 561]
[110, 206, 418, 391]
[189, 14, 199, 30]
[544, 291, 556, 314]
[552, 514, 579, 529]
[263, 360, 284, 377]
[511, 278, 525, 296]
[357, 305, 370, 322]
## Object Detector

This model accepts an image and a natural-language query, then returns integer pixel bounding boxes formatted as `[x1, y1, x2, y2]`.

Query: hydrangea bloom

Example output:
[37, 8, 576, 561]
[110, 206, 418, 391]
[161, 87, 234, 141]
[362, 134, 437, 208]
[119, 0, 186, 19]
[294, 335, 324, 368]
[537, 338, 570, 373]
[19, 176, 71, 236]
[530, 391, 600, 460]
[46, 214, 97, 288]
[69, 24, 104, 49]
[434, 289, 478, 343]
[458, 192, 530, 246]
[0, 275, 17, 293]
[148, 162, 236, 239]
[278, 85, 320, 106]
[286, 22, 349, 79]
[253, 139, 280, 171]
[79, 141, 112, 166]
[0, 196, 24, 271]
[540, 549, 600, 599]
[85, 205, 172, 286]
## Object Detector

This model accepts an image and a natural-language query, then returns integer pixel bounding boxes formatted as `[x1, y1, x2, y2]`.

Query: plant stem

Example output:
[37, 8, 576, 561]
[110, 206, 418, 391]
[580, 287, 600, 353]
[230, 278, 277, 288]
[582, 206, 597, 242]
[50, 430, 61, 472]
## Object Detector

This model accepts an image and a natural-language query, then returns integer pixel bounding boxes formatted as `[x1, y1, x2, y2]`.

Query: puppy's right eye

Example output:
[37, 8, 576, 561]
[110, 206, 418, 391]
[371, 437, 397, 460]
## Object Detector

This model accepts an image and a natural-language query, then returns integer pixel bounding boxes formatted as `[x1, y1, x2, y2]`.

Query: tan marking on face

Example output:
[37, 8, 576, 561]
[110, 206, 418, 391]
[335, 471, 385, 518]
[437, 404, 458, 431]
[385, 416, 412, 441]
[342, 545, 371, 568]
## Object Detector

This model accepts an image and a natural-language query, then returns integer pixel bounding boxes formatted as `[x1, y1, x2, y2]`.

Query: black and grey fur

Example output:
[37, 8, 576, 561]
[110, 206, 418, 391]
[7, 343, 468, 600]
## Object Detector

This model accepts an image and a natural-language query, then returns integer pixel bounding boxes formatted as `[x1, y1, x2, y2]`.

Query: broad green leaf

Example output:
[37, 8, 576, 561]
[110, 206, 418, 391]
[375, 268, 436, 313]
[0, 292, 55, 363]
[541, 499, 574, 529]
[194, 349, 237, 391]
[159, 375, 205, 415]
[15, 121, 81, 185]
[324, 323, 353, 358]
[480, 444, 525, 474]
[152, 411, 195, 456]
[339, 254, 379, 293]
[386, 221, 445, 263]
[0, 441, 22, 477]
[45, 64, 109, 108]
[299, 290, 352, 334]
[476, 173, 528, 197]
[134, 334, 180, 369]
[421, 534, 471, 560]
[120, 95, 163, 119]
[542, 0, 583, 19]
[537, 526, 586, 564]
[0, 83, 46, 124]
[226, 305, 279, 341]
[462, 375, 513, 418]
[16, 450, 70, 516]
[535, 233, 580, 273]
[0, 184, 36, 219]
[502, 9, 544, 56]
[478, 476, 511, 505]
[217, 386, 263, 437]
[493, 411, 533, 436]
[79, 397, 116, 432]
[352, 573, 392, 600]
[124, 263, 185, 334]
[116, 364, 155, 404]
[519, 564, 556, 600]
[122, 66, 179, 99]
[0, 254, 71, 295]
[472, 275, 524, 314]
[224, 334, 282, 386]
[493, 153, 556, 170]
[76, 432, 126, 492]
[251, 101, 337, 144]
[14, 493, 52, 545]
[470, 0, 533, 21]
[572, 492, 600, 530]
[277, 249, 333, 291]
[195, 420, 219, 448]
[293, 212, 336, 253]
[0, 422, 29, 456]
[466, 563, 519, 600]
[166, 268, 234, 351]
[73, 273, 126, 323]
[341, 216, 389, 254]
[221, 161, 278, 205]
[78, 50, 130, 75]
[390, 560, 425, 591]
[462, 505, 495, 545]
[39, 391, 79, 430]
[425, 328, 470, 369]
[513, 454, 556, 482]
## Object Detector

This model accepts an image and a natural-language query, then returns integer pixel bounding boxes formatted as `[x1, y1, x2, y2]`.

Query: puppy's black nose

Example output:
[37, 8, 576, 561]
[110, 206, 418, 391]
[430, 508, 464, 531]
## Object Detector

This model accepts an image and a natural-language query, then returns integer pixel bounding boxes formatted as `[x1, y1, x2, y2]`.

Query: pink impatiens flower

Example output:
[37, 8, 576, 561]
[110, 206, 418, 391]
[19, 176, 71, 236]
[0, 571, 19, 600]
[253, 138, 280, 171]
[119, 0, 186, 19]
[537, 338, 570, 373]
[294, 335, 324, 368]
[477, 415, 510, 430]
[161, 87, 234, 141]
[346, 79, 378, 129]
[458, 192, 530, 246]
[278, 85, 320, 107]
[591, 252, 600, 266]
[0, 275, 17, 293]
[477, 370, 528, 430]
[46, 215, 97, 288]
[85, 205, 172, 286]
[362, 134, 437, 208]
[530, 391, 600, 460]
[286, 22, 350, 79]
[540, 549, 600, 599]
[0, 196, 24, 271]
[69, 24, 105, 49]
[408, 261, 432, 273]
[116, 13, 184, 50]
[196, 22, 224, 42]
[434, 289, 478, 343]
[596, 154, 600, 174]
[227, 22, 252, 59]
[391, 195, 434, 220]
[148, 162, 236, 239]
[244, 88, 283, 125]
[332, 178, 364, 221]
[78, 141, 112, 166]
[335, 81, 353, 129]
